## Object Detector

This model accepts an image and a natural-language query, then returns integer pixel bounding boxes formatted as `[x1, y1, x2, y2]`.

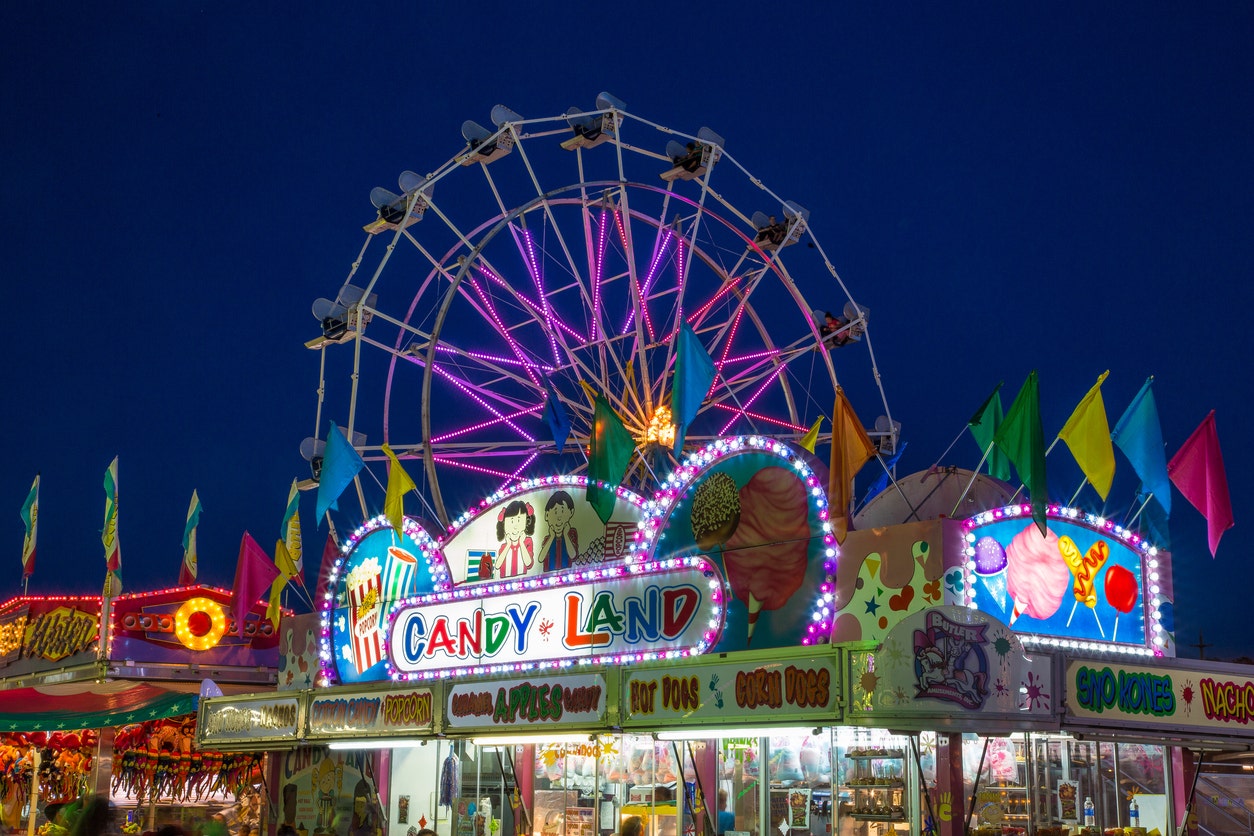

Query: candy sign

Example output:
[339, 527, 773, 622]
[389, 561, 720, 678]
[308, 687, 434, 738]
[446, 672, 607, 730]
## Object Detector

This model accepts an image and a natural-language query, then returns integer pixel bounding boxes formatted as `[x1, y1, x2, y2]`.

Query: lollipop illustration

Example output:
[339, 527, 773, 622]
[1059, 536, 1109, 634]
[1104, 564, 1139, 642]
[689, 466, 810, 644]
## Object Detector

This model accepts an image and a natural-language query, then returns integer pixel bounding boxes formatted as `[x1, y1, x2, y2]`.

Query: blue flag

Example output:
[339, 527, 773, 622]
[1111, 378, 1171, 515]
[316, 421, 365, 521]
[862, 442, 908, 506]
[542, 377, 572, 453]
[672, 322, 716, 454]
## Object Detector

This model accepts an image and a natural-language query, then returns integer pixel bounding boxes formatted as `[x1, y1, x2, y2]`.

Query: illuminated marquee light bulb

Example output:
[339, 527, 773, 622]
[173, 597, 228, 651]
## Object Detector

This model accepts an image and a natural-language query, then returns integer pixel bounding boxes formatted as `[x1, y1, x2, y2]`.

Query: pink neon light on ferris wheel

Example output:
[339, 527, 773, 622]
[431, 456, 514, 479]
[430, 405, 542, 444]
[591, 206, 609, 341]
[431, 362, 535, 442]
[434, 344, 555, 371]
[719, 347, 783, 365]
[716, 303, 748, 372]
[468, 270, 540, 388]
[685, 274, 745, 327]
[620, 226, 672, 340]
[499, 452, 540, 493]
[718, 363, 786, 435]
[519, 227, 561, 365]
[710, 402, 809, 432]
[476, 263, 587, 346]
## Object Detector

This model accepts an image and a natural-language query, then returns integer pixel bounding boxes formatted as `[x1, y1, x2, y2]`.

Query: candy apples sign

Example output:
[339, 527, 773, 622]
[388, 558, 722, 678]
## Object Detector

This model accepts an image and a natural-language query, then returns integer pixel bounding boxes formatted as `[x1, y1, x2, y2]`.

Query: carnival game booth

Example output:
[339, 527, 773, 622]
[0, 585, 282, 834]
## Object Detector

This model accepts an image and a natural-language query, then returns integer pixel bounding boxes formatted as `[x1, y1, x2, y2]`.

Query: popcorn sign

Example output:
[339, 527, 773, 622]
[347, 558, 384, 672]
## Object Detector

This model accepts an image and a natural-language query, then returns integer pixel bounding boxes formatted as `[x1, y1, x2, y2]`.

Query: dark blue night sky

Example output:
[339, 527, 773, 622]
[3, 5, 1251, 657]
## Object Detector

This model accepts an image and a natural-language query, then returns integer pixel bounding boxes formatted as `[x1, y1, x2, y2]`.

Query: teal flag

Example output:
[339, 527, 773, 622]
[993, 372, 1048, 535]
[1111, 377, 1171, 515]
[672, 322, 716, 454]
[968, 382, 1010, 481]
[315, 421, 365, 521]
[586, 395, 636, 523]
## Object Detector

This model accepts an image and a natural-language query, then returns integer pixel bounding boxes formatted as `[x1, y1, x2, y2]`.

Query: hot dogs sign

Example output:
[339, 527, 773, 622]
[322, 439, 840, 684]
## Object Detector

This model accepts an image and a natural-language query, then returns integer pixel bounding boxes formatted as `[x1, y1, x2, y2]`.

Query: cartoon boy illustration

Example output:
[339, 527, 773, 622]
[314, 756, 344, 834]
[539, 490, 579, 572]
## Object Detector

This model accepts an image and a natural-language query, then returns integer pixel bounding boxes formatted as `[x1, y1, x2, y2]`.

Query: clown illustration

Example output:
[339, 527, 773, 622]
[314, 756, 344, 834]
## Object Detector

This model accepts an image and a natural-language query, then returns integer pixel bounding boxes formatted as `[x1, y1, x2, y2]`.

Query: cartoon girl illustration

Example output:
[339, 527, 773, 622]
[495, 500, 536, 578]
[539, 490, 579, 572]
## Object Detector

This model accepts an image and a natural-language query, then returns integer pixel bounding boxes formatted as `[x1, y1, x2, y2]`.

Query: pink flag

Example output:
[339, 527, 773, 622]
[1168, 411, 1234, 557]
[313, 531, 341, 606]
[231, 532, 282, 637]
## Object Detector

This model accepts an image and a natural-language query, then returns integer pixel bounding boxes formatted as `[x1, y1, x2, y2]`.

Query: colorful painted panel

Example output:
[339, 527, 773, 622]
[635, 437, 837, 652]
[828, 518, 965, 645]
[847, 606, 1057, 725]
[441, 477, 646, 584]
[272, 748, 383, 836]
[961, 507, 1168, 651]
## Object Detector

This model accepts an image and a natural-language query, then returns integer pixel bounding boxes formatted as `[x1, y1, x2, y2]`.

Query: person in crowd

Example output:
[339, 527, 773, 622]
[716, 790, 735, 835]
[620, 817, 644, 836]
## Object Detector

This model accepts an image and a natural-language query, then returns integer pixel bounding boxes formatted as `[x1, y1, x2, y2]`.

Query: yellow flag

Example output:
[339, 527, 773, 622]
[382, 444, 417, 533]
[1057, 370, 1115, 500]
[800, 417, 823, 454]
[266, 540, 292, 628]
[579, 380, 599, 407]
[829, 388, 877, 542]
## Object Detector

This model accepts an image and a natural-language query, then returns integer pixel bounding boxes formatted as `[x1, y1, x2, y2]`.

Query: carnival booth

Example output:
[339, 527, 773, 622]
[287, 438, 848, 836]
[0, 585, 282, 834]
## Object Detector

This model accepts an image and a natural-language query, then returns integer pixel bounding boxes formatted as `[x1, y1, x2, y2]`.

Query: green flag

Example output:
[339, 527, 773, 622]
[993, 372, 1048, 535]
[585, 395, 636, 523]
[968, 382, 1010, 481]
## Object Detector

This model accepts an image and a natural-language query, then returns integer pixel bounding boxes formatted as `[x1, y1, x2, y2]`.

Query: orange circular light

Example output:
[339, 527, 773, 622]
[174, 597, 227, 650]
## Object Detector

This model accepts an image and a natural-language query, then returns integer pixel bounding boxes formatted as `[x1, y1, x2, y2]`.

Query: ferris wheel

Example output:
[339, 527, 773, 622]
[307, 94, 895, 528]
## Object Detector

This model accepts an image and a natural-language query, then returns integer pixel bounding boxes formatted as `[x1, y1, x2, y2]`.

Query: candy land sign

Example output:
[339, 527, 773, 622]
[388, 559, 719, 677]
[963, 511, 1165, 650]
[848, 606, 1058, 727]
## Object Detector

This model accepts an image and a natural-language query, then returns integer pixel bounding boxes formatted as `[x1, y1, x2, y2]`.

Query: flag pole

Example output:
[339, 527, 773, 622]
[950, 443, 994, 517]
[1067, 477, 1089, 507]
[1125, 494, 1154, 528]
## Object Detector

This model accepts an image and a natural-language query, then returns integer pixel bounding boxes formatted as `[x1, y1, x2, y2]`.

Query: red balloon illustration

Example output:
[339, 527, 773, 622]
[1104, 564, 1138, 614]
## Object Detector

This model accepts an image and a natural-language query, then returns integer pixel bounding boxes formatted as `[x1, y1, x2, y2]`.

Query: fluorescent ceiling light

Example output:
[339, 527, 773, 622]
[472, 733, 594, 747]
[327, 739, 428, 750]
[656, 727, 820, 741]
